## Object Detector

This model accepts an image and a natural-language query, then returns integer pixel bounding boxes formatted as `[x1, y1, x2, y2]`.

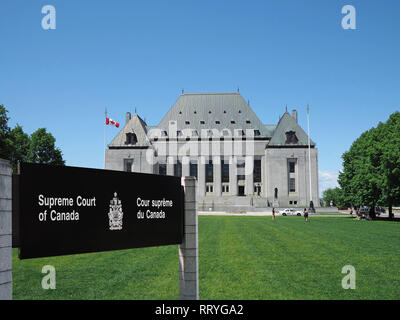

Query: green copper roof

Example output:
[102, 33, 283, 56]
[268, 112, 315, 147]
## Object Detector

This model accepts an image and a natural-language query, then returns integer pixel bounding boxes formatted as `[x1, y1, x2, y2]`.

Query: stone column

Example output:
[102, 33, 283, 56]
[229, 156, 237, 196]
[182, 156, 190, 177]
[179, 177, 198, 300]
[197, 157, 206, 197]
[245, 156, 254, 196]
[0, 159, 12, 300]
[261, 155, 266, 198]
[167, 156, 174, 176]
[213, 156, 221, 197]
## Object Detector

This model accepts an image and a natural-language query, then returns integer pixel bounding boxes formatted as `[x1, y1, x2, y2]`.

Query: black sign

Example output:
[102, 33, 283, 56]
[16, 163, 184, 259]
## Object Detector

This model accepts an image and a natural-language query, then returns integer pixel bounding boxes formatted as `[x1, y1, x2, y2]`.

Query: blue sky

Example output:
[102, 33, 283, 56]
[1, 0, 399, 195]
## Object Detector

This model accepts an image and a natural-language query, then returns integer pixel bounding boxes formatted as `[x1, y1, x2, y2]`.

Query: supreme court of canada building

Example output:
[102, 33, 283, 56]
[105, 92, 320, 211]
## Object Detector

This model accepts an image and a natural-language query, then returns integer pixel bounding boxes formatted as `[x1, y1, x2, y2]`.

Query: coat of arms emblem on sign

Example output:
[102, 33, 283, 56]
[108, 192, 123, 230]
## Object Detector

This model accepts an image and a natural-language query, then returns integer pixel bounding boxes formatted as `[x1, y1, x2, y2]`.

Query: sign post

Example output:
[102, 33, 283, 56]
[179, 176, 198, 300]
[0, 159, 12, 300]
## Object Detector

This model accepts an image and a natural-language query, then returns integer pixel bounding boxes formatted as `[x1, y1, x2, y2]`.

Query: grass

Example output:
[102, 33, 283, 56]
[314, 211, 348, 215]
[12, 216, 400, 300]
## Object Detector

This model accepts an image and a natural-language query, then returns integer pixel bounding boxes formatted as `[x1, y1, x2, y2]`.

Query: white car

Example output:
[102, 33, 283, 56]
[280, 208, 303, 216]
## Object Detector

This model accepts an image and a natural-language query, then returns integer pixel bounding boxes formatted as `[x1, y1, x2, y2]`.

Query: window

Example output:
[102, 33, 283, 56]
[215, 120, 220, 124]
[206, 184, 214, 193]
[289, 178, 296, 192]
[237, 161, 245, 181]
[124, 159, 133, 172]
[222, 185, 229, 193]
[185, 121, 190, 125]
[254, 159, 261, 183]
[246, 120, 251, 124]
[221, 160, 229, 183]
[294, 201, 297, 205]
[289, 161, 295, 173]
[254, 185, 261, 196]
[231, 120, 236, 124]
[190, 162, 198, 179]
[206, 160, 213, 183]
[285, 131, 298, 144]
[289, 201, 293, 205]
[174, 160, 182, 177]
[254, 130, 261, 136]
[159, 162, 167, 176]
[125, 132, 137, 145]
[200, 120, 205, 125]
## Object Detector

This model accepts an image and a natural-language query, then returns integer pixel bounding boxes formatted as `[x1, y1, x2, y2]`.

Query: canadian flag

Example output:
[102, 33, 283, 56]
[106, 117, 120, 128]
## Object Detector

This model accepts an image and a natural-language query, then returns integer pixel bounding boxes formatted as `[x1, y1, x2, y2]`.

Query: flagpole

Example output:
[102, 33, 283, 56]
[104, 107, 107, 169]
[307, 104, 313, 211]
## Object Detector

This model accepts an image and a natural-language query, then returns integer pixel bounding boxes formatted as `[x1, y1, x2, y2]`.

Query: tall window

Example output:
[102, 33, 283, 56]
[221, 160, 229, 183]
[174, 160, 182, 177]
[237, 161, 245, 181]
[190, 162, 198, 179]
[124, 159, 133, 172]
[159, 162, 166, 176]
[206, 160, 213, 183]
[289, 161, 295, 173]
[254, 159, 261, 183]
[289, 178, 296, 192]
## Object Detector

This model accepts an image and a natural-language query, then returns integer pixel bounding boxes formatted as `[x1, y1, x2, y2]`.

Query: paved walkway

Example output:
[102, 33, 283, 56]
[198, 211, 351, 217]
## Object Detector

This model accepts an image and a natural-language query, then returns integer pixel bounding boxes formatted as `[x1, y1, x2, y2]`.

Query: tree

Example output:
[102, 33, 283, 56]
[8, 125, 30, 172]
[379, 112, 400, 218]
[0, 105, 11, 159]
[0, 104, 65, 170]
[322, 187, 347, 207]
[28, 128, 65, 165]
[339, 111, 400, 219]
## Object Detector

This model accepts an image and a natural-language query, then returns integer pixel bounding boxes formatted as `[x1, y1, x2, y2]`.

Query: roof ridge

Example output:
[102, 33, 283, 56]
[181, 92, 240, 96]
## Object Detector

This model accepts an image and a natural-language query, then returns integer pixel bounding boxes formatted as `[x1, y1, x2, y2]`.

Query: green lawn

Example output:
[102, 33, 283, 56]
[12, 216, 400, 299]
[314, 211, 348, 215]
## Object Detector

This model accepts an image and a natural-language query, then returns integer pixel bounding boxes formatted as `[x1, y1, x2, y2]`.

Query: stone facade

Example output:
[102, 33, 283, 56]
[105, 92, 320, 211]
[0, 159, 12, 300]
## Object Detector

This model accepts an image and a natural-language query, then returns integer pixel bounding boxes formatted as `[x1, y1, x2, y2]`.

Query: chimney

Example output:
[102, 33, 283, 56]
[292, 109, 298, 123]
[126, 112, 131, 124]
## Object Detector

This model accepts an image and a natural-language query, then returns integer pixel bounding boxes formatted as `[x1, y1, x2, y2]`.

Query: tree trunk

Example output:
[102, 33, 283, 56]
[388, 204, 394, 220]
[369, 205, 376, 220]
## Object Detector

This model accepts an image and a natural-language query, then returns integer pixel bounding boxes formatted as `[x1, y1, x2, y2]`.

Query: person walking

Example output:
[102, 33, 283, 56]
[304, 208, 309, 222]
[272, 207, 275, 221]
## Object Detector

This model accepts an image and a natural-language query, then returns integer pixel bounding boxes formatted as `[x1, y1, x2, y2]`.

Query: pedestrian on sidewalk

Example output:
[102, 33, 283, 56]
[304, 208, 309, 222]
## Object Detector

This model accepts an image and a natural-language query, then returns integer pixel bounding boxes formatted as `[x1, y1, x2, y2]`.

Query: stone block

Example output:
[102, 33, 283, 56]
[0, 211, 11, 235]
[0, 270, 11, 285]
[0, 282, 12, 300]
[0, 175, 11, 199]
[0, 235, 11, 248]
[0, 247, 11, 271]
